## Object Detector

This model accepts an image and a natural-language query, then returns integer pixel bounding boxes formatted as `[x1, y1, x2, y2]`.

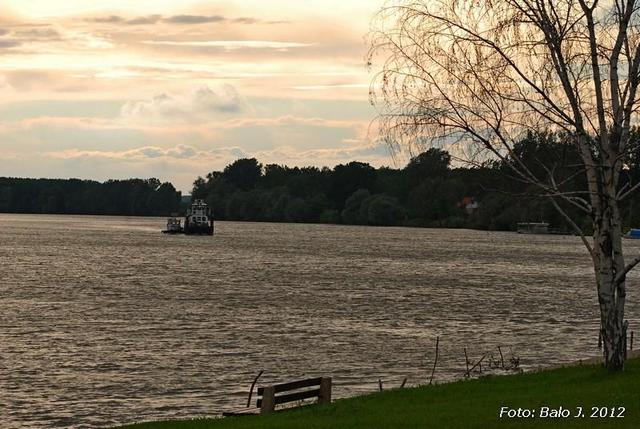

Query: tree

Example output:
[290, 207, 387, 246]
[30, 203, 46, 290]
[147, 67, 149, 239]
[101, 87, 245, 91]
[407, 179, 456, 223]
[192, 177, 207, 200]
[369, 0, 640, 370]
[341, 189, 372, 224]
[223, 158, 262, 190]
[284, 198, 312, 222]
[145, 178, 161, 191]
[0, 178, 181, 215]
[147, 182, 181, 215]
[366, 194, 406, 225]
[405, 148, 451, 186]
[263, 164, 291, 188]
[330, 162, 377, 208]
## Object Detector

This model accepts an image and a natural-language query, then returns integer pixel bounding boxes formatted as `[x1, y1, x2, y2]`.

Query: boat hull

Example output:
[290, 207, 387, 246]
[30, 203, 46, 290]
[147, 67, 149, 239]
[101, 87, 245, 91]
[183, 224, 214, 235]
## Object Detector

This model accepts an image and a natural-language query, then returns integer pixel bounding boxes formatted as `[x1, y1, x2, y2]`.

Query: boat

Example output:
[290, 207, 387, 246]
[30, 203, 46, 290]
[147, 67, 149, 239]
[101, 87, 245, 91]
[184, 199, 214, 235]
[162, 199, 214, 235]
[624, 229, 640, 239]
[517, 222, 549, 234]
[516, 222, 573, 235]
[162, 215, 183, 234]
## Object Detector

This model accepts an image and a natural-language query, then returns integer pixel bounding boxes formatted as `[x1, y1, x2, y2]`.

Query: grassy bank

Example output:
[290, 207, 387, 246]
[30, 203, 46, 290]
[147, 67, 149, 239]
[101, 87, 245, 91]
[116, 358, 640, 429]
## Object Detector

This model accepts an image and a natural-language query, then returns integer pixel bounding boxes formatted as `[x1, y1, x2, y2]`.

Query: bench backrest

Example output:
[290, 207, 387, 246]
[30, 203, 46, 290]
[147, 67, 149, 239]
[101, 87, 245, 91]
[256, 377, 331, 413]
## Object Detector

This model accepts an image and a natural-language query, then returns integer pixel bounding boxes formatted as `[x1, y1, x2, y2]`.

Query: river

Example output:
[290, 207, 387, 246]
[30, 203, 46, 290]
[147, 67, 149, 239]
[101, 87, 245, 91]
[1, 214, 638, 428]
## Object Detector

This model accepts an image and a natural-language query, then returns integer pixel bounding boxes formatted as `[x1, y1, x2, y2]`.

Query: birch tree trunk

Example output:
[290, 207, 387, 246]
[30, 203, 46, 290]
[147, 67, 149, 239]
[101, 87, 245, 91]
[593, 183, 627, 370]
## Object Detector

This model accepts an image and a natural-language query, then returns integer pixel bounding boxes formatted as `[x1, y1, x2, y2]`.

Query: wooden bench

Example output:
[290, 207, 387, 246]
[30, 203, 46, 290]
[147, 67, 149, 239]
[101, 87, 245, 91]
[223, 376, 332, 416]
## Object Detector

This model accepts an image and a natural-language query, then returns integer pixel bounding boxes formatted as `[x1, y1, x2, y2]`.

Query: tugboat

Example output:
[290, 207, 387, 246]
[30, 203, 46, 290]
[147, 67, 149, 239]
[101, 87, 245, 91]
[162, 199, 214, 235]
[184, 199, 214, 235]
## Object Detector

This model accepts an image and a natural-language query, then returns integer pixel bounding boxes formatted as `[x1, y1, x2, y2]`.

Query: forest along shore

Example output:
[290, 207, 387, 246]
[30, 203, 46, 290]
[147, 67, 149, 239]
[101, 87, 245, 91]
[5, 131, 637, 231]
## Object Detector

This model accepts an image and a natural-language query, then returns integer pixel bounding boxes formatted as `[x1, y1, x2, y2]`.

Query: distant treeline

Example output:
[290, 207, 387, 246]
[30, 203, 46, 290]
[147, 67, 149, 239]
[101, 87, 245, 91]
[0, 178, 181, 216]
[192, 131, 640, 232]
[3, 131, 640, 230]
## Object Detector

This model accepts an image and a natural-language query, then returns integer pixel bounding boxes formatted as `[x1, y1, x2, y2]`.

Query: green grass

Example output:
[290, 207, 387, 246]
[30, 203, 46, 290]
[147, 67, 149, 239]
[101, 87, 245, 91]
[115, 358, 640, 429]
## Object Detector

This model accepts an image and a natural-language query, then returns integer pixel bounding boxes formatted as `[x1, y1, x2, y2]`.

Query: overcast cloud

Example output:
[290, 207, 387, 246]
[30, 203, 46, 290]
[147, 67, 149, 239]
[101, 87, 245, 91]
[0, 0, 391, 192]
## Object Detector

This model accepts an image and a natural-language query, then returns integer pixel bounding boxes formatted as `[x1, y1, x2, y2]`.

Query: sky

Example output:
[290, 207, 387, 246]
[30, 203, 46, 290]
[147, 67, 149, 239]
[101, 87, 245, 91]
[0, 0, 390, 192]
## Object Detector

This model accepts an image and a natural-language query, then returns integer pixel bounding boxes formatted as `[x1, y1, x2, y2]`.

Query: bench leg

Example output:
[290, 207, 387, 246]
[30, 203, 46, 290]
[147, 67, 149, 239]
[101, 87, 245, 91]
[260, 386, 276, 414]
[319, 377, 332, 405]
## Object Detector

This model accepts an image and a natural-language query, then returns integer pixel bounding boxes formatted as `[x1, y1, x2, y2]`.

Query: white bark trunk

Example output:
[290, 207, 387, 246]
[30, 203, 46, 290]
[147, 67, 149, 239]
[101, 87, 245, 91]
[593, 181, 627, 370]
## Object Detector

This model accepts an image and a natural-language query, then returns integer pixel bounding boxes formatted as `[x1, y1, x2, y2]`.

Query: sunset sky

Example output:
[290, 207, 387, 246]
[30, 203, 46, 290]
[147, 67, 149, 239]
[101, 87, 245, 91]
[0, 0, 389, 192]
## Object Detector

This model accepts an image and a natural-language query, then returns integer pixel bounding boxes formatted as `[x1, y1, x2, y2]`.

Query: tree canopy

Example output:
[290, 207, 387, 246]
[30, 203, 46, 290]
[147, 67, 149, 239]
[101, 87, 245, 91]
[369, 0, 640, 370]
[0, 178, 181, 216]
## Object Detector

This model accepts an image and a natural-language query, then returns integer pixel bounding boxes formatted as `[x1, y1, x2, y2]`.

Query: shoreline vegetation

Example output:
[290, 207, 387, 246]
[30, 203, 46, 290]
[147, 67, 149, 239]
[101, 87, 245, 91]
[5, 132, 640, 232]
[113, 356, 640, 429]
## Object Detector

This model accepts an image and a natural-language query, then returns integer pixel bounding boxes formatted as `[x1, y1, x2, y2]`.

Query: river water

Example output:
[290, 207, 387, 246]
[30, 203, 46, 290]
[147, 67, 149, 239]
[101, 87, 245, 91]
[0, 214, 638, 428]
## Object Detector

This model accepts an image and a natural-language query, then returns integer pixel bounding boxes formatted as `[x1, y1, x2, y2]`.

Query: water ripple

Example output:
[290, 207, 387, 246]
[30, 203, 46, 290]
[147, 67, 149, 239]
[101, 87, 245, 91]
[0, 214, 638, 428]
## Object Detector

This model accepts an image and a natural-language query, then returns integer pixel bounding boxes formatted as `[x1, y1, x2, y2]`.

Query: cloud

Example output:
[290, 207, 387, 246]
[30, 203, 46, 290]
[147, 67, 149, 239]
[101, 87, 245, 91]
[7, 140, 392, 193]
[87, 15, 124, 24]
[47, 144, 249, 163]
[164, 15, 226, 24]
[77, 33, 114, 49]
[233, 17, 259, 24]
[298, 143, 391, 160]
[293, 83, 370, 90]
[216, 115, 365, 131]
[46, 142, 389, 164]
[143, 40, 311, 50]
[1, 70, 60, 90]
[84, 14, 271, 26]
[50, 144, 201, 160]
[0, 25, 111, 54]
[0, 29, 9, 36]
[85, 14, 161, 25]
[0, 113, 364, 136]
[13, 27, 61, 40]
[0, 39, 20, 48]
[121, 85, 245, 124]
[0, 105, 382, 193]
[9, 116, 124, 130]
[126, 15, 162, 25]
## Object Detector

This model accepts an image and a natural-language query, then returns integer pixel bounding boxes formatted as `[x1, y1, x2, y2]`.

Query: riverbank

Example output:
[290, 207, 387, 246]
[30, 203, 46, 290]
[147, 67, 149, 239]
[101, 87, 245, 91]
[115, 357, 640, 429]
